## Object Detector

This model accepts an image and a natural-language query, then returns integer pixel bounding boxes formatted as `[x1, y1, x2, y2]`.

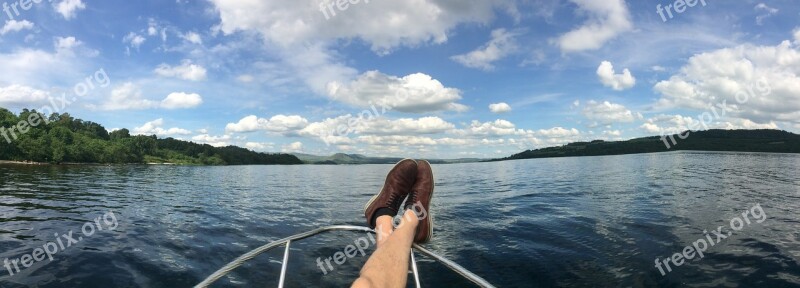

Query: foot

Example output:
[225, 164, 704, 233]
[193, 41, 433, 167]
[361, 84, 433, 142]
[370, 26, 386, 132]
[404, 160, 434, 243]
[364, 159, 418, 228]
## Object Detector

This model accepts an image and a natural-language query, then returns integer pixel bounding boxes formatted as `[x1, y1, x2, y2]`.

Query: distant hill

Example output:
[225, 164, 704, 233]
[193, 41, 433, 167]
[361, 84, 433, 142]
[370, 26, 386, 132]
[497, 129, 800, 161]
[293, 153, 484, 165]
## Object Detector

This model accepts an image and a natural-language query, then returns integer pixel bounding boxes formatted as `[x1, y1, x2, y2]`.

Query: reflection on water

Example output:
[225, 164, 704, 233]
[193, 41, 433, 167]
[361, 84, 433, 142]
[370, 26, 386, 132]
[0, 151, 799, 287]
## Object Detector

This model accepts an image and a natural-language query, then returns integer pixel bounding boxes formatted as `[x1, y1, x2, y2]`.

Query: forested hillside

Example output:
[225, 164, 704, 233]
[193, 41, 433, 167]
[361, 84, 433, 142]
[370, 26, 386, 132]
[0, 108, 302, 165]
[499, 129, 800, 161]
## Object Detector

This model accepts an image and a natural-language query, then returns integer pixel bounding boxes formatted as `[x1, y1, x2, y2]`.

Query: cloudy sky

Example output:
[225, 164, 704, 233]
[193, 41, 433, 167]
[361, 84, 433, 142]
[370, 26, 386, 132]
[0, 0, 799, 158]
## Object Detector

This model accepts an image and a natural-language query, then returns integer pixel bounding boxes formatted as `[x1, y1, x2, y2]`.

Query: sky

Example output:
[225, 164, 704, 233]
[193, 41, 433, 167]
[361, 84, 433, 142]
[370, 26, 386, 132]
[0, 0, 799, 159]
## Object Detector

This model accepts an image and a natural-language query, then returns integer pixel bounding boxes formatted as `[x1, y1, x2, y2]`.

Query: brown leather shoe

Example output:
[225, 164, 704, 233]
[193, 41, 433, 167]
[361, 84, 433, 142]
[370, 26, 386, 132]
[404, 160, 434, 243]
[364, 159, 418, 228]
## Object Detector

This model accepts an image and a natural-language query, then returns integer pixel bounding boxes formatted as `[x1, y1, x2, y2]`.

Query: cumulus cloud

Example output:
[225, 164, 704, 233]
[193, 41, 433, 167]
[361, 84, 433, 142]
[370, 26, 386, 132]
[555, 0, 632, 53]
[583, 100, 641, 126]
[489, 102, 512, 113]
[326, 71, 468, 113]
[597, 61, 635, 90]
[154, 60, 208, 81]
[451, 29, 518, 70]
[357, 135, 438, 146]
[192, 134, 232, 147]
[132, 119, 192, 136]
[1, 20, 34, 35]
[207, 0, 511, 95]
[455, 119, 530, 137]
[181, 32, 202, 44]
[793, 27, 800, 44]
[208, 0, 505, 54]
[161, 92, 203, 109]
[0, 85, 49, 107]
[226, 115, 309, 134]
[357, 117, 455, 135]
[654, 38, 800, 127]
[640, 114, 778, 135]
[245, 142, 274, 152]
[97, 83, 203, 110]
[123, 32, 146, 49]
[282, 141, 303, 153]
[55, 0, 86, 20]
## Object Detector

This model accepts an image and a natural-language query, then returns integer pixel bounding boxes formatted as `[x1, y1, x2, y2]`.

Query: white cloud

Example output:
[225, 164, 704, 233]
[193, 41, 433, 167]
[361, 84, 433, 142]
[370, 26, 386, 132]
[161, 92, 203, 109]
[154, 60, 208, 81]
[555, 0, 632, 53]
[99, 83, 158, 110]
[208, 0, 504, 54]
[97, 83, 203, 110]
[192, 134, 232, 147]
[597, 61, 635, 90]
[534, 127, 582, 139]
[181, 32, 202, 44]
[583, 100, 640, 126]
[603, 130, 621, 136]
[357, 117, 455, 135]
[640, 114, 779, 135]
[451, 29, 518, 70]
[123, 32, 146, 49]
[489, 102, 512, 113]
[297, 115, 356, 145]
[651, 65, 666, 72]
[793, 27, 800, 45]
[754, 3, 778, 25]
[455, 119, 530, 137]
[282, 141, 303, 153]
[0, 85, 49, 107]
[55, 0, 85, 20]
[245, 142, 274, 152]
[207, 0, 511, 95]
[1, 20, 33, 35]
[357, 135, 438, 146]
[326, 71, 468, 113]
[226, 115, 309, 133]
[654, 39, 800, 126]
[132, 119, 192, 136]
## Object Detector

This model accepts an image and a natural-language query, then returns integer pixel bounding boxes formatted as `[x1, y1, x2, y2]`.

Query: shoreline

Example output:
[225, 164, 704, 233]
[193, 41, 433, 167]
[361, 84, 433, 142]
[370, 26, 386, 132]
[0, 160, 49, 165]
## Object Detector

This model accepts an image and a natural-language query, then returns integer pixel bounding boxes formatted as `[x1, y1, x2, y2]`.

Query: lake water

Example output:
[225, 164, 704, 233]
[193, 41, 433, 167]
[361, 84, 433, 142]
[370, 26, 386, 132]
[1, 151, 799, 287]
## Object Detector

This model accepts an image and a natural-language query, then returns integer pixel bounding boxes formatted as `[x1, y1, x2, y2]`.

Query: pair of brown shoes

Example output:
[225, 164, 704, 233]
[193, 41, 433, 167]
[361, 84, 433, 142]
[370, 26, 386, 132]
[363, 159, 434, 244]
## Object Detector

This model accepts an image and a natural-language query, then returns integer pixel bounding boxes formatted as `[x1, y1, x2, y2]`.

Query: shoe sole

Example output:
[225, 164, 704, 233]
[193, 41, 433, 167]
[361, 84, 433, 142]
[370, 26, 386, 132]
[363, 158, 417, 220]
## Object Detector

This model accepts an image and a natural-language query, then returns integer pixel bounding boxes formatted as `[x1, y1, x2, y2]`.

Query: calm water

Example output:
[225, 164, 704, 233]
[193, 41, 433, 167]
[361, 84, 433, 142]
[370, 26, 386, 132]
[1, 151, 799, 287]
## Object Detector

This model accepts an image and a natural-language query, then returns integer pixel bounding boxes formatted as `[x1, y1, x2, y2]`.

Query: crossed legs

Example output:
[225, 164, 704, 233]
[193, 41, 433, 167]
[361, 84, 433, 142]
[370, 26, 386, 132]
[352, 211, 419, 288]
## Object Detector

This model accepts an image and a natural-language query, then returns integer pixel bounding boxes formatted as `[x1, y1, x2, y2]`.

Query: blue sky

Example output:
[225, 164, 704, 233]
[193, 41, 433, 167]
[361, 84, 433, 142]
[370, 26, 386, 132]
[0, 0, 799, 158]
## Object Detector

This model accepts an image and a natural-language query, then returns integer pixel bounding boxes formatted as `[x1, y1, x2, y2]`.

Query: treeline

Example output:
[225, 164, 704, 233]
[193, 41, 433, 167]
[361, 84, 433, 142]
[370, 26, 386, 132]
[499, 129, 800, 161]
[0, 108, 302, 165]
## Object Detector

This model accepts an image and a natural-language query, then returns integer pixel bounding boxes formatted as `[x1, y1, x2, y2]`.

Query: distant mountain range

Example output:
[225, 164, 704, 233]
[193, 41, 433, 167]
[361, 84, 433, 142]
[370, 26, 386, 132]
[496, 129, 800, 161]
[292, 153, 483, 165]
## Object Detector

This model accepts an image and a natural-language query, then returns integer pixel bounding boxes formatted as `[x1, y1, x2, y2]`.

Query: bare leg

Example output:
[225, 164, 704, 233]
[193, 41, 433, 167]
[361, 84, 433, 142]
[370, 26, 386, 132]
[352, 210, 419, 288]
[375, 215, 394, 247]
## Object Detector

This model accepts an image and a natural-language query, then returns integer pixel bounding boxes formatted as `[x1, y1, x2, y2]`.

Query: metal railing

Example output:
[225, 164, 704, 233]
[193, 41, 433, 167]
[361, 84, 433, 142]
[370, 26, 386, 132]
[195, 225, 496, 288]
